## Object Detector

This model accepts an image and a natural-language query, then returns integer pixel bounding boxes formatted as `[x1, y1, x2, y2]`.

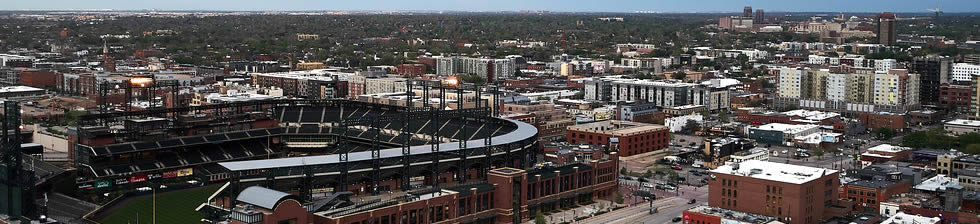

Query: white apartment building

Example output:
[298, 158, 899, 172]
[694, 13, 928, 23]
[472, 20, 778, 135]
[778, 67, 804, 99]
[952, 63, 980, 82]
[365, 77, 408, 95]
[875, 59, 897, 72]
[826, 73, 848, 102]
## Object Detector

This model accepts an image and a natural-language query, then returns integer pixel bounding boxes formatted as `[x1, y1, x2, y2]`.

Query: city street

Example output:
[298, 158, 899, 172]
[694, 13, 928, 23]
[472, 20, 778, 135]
[582, 184, 709, 224]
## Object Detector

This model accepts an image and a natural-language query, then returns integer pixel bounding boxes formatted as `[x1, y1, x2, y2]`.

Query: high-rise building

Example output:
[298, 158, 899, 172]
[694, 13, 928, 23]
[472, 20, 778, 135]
[777, 67, 804, 99]
[876, 13, 897, 45]
[744, 6, 753, 17]
[755, 9, 765, 24]
[872, 69, 920, 106]
[709, 160, 847, 224]
[971, 76, 980, 119]
[911, 56, 952, 105]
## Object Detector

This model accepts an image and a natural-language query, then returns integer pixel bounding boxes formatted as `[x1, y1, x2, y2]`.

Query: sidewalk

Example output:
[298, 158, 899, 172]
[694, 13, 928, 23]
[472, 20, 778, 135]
[528, 199, 615, 224]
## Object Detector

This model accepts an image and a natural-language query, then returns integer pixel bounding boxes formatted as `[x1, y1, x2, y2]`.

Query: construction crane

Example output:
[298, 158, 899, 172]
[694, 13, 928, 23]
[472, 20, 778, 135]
[927, 0, 943, 17]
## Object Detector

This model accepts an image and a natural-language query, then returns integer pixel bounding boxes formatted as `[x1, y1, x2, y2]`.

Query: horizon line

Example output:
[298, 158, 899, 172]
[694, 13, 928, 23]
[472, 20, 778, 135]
[2, 9, 978, 14]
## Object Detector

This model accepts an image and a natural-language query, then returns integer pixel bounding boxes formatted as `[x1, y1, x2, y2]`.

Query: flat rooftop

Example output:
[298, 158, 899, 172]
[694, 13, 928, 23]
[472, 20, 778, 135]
[866, 144, 909, 153]
[711, 160, 836, 185]
[686, 205, 779, 224]
[566, 120, 666, 136]
[782, 109, 839, 121]
[881, 212, 940, 224]
[945, 119, 980, 127]
[914, 175, 961, 192]
[0, 85, 44, 93]
[752, 123, 818, 134]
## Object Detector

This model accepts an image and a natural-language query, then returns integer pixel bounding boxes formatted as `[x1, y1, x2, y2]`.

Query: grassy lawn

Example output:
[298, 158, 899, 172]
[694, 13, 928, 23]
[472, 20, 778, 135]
[98, 185, 221, 224]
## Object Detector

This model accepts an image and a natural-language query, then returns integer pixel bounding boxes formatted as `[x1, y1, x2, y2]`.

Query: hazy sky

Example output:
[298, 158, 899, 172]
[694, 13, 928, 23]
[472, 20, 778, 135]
[3, 0, 977, 13]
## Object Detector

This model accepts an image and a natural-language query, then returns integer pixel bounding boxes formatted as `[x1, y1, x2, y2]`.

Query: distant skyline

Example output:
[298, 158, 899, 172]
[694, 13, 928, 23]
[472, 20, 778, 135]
[2, 0, 977, 13]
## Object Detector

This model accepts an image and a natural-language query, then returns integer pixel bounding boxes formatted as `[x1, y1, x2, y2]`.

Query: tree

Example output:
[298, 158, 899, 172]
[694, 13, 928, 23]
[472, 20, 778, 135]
[615, 192, 625, 204]
[644, 169, 653, 178]
[681, 120, 701, 134]
[719, 112, 731, 123]
[964, 144, 980, 155]
[671, 71, 687, 80]
[535, 213, 547, 224]
[620, 167, 628, 176]
[459, 74, 486, 85]
[875, 128, 897, 140]
[814, 147, 826, 159]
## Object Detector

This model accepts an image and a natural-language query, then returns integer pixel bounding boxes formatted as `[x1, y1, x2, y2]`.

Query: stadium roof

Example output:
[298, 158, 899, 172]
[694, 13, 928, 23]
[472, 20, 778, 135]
[220, 118, 536, 171]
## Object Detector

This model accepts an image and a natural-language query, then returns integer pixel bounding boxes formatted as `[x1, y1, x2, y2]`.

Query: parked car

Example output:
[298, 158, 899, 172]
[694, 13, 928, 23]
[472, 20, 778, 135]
[688, 199, 697, 204]
[672, 217, 683, 222]
[672, 166, 682, 170]
[642, 183, 655, 188]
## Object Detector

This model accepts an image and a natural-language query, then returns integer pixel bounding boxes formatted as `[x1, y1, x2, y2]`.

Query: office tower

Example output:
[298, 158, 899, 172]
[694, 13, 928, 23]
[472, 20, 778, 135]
[744, 6, 753, 17]
[911, 56, 952, 105]
[877, 13, 897, 45]
[755, 9, 765, 24]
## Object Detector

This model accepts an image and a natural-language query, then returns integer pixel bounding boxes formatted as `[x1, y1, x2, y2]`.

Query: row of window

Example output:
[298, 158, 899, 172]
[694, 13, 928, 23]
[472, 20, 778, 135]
[526, 172, 595, 200]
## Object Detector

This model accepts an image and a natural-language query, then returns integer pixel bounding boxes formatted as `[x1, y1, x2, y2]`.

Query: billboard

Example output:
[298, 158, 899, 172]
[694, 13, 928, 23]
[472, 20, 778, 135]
[177, 168, 193, 177]
[163, 170, 178, 179]
[95, 180, 112, 189]
[129, 174, 147, 183]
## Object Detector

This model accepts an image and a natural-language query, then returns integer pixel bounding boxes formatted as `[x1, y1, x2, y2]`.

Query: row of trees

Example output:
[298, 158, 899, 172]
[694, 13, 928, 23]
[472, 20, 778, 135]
[903, 128, 980, 155]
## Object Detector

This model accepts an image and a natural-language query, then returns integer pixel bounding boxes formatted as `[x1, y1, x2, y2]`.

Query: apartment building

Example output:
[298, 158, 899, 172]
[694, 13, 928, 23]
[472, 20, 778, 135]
[952, 63, 980, 83]
[435, 56, 516, 81]
[872, 69, 920, 106]
[776, 67, 921, 113]
[584, 77, 730, 111]
[709, 160, 847, 224]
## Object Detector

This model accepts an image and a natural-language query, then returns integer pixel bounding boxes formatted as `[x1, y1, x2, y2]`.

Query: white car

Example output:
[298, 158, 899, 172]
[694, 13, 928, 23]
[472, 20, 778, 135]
[136, 187, 152, 192]
[642, 183, 655, 188]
